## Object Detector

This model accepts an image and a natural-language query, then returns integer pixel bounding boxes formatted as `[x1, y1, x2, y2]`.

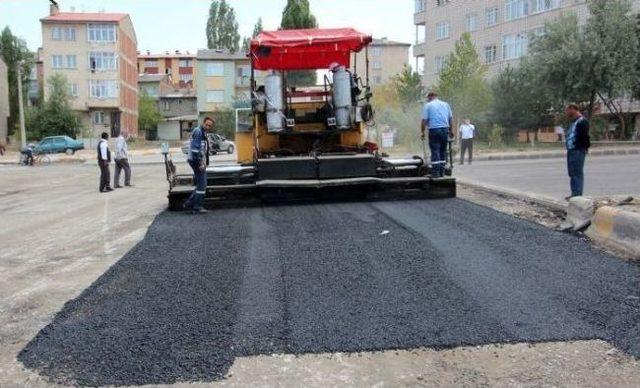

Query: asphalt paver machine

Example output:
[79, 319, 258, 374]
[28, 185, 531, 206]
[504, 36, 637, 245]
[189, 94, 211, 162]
[165, 28, 455, 210]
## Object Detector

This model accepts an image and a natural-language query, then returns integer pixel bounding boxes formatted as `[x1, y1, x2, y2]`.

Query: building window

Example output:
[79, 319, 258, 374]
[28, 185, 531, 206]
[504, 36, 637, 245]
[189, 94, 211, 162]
[90, 52, 117, 71]
[505, 0, 529, 21]
[206, 90, 225, 103]
[144, 59, 158, 68]
[416, 56, 425, 76]
[64, 27, 76, 41]
[486, 7, 499, 27]
[143, 85, 158, 97]
[162, 100, 170, 110]
[87, 24, 116, 42]
[69, 83, 79, 97]
[206, 62, 225, 76]
[93, 111, 105, 125]
[89, 80, 118, 98]
[416, 24, 426, 44]
[465, 13, 479, 32]
[178, 59, 192, 67]
[371, 47, 382, 56]
[66, 55, 77, 69]
[51, 27, 62, 40]
[502, 33, 528, 60]
[484, 45, 497, 63]
[436, 0, 450, 6]
[52, 55, 64, 69]
[415, 0, 425, 12]
[436, 22, 450, 40]
[532, 0, 558, 13]
[179, 74, 193, 83]
[372, 61, 382, 70]
[531, 26, 546, 38]
[434, 56, 446, 74]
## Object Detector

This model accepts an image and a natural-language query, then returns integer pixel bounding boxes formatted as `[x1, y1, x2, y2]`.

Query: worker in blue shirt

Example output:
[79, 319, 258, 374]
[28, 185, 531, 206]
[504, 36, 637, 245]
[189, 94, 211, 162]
[420, 91, 453, 178]
[183, 117, 214, 214]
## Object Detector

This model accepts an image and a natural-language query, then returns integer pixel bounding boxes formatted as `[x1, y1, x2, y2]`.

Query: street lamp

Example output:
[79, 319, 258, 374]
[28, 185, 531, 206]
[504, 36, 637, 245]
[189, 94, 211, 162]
[16, 61, 26, 149]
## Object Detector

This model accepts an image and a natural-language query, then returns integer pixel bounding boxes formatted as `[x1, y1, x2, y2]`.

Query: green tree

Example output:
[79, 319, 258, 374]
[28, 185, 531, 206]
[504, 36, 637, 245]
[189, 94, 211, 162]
[525, 1, 638, 136]
[138, 92, 163, 139]
[437, 32, 491, 126]
[206, 0, 240, 52]
[241, 18, 263, 53]
[0, 26, 33, 137]
[392, 65, 424, 107]
[27, 74, 82, 139]
[490, 64, 554, 142]
[280, 0, 318, 86]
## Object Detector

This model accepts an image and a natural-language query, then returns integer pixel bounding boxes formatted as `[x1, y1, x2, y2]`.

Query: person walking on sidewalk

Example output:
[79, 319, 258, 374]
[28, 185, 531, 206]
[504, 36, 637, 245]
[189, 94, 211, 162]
[97, 132, 113, 193]
[459, 118, 476, 165]
[114, 130, 132, 188]
[183, 117, 213, 214]
[564, 103, 590, 199]
[420, 91, 453, 178]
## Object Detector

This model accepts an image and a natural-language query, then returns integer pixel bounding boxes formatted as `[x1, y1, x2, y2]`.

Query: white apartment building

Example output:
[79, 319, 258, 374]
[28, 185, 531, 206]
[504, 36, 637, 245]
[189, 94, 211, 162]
[413, 0, 640, 87]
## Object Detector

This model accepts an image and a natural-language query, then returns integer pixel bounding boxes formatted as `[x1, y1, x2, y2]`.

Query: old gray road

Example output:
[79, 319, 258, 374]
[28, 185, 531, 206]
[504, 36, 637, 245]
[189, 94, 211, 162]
[18, 198, 640, 386]
[455, 154, 640, 200]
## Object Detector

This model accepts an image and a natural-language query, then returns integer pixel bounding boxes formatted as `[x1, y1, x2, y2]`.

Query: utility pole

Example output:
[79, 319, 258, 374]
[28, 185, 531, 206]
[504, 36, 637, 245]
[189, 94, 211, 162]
[16, 62, 26, 148]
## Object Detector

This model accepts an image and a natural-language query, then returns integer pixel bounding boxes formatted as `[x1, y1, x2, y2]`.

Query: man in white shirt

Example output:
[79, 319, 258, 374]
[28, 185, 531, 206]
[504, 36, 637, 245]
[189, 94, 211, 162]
[458, 118, 476, 165]
[97, 132, 113, 193]
[114, 130, 132, 188]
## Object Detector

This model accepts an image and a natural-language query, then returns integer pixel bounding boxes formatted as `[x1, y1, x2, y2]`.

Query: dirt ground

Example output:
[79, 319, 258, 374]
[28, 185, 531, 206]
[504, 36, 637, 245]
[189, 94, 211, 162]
[1, 163, 639, 387]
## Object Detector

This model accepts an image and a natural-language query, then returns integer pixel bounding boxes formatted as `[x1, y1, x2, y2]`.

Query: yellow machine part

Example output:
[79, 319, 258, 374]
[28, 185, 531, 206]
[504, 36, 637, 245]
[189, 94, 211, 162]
[235, 101, 366, 165]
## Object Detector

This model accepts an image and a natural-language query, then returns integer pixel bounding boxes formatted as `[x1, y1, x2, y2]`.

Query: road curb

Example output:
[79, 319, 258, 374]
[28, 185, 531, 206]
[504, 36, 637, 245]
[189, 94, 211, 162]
[586, 206, 640, 259]
[456, 178, 567, 211]
[476, 147, 640, 162]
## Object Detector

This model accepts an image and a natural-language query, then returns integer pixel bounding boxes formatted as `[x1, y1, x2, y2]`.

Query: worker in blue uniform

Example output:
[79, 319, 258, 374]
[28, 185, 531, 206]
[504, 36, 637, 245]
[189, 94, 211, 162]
[183, 117, 214, 214]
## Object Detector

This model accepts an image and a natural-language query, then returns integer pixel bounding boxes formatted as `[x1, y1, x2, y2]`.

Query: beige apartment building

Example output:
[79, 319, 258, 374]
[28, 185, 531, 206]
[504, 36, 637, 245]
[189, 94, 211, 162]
[40, 3, 139, 138]
[414, 0, 640, 87]
[138, 51, 197, 88]
[351, 38, 411, 86]
[0, 57, 9, 142]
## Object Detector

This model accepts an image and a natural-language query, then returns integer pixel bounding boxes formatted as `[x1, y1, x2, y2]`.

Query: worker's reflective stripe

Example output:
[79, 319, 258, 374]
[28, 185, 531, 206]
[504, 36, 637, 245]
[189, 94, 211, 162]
[196, 191, 206, 194]
[431, 160, 446, 164]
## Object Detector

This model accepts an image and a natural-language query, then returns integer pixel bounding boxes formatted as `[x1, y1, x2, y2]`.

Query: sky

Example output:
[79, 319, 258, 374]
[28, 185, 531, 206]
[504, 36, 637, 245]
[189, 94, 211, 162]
[0, 0, 415, 55]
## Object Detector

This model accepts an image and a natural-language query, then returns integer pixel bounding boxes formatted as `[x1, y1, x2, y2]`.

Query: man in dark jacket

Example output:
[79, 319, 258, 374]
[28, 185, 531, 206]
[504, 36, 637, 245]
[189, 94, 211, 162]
[183, 117, 213, 214]
[97, 132, 113, 193]
[564, 104, 590, 199]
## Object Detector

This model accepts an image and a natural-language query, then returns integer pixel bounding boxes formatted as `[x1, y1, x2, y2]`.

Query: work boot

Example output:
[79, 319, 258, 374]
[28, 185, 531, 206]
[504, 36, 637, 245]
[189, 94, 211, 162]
[191, 208, 209, 214]
[114, 185, 123, 188]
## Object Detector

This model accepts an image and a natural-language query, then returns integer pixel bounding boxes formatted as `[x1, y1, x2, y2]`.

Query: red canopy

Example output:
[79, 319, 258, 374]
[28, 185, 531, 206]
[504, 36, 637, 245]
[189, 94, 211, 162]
[250, 28, 372, 71]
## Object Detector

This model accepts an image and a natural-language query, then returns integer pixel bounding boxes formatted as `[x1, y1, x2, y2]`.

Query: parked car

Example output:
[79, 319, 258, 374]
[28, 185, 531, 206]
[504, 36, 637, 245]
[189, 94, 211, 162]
[181, 133, 235, 156]
[34, 136, 84, 155]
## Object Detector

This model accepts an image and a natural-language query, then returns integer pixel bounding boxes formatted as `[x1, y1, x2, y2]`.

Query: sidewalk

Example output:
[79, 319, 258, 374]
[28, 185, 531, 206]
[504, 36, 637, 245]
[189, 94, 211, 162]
[475, 147, 640, 162]
[0, 147, 183, 166]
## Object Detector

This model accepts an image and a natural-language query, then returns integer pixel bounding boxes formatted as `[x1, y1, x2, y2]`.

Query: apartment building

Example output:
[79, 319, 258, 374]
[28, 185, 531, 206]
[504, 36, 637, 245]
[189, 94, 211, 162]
[40, 3, 138, 137]
[195, 49, 252, 117]
[351, 38, 411, 86]
[137, 51, 197, 88]
[413, 0, 640, 87]
[0, 57, 9, 142]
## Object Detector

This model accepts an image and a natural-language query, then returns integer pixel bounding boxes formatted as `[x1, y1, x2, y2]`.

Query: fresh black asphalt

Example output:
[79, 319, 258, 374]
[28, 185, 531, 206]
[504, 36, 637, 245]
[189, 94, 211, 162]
[18, 199, 640, 386]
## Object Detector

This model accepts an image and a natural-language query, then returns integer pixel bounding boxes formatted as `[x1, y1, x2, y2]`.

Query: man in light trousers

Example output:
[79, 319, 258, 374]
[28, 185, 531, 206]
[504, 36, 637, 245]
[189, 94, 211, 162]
[114, 130, 132, 188]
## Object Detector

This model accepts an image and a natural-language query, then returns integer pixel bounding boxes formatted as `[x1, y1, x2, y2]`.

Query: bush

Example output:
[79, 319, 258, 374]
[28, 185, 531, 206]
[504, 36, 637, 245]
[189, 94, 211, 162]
[488, 124, 505, 148]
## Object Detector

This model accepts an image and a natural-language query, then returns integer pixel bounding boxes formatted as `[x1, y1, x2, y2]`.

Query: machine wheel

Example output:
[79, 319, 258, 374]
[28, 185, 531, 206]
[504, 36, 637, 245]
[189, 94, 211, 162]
[227, 144, 235, 154]
[65, 148, 75, 155]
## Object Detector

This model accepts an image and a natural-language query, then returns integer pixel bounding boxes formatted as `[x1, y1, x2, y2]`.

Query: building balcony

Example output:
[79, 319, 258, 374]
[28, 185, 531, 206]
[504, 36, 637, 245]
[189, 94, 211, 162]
[413, 42, 427, 56]
[414, 11, 427, 25]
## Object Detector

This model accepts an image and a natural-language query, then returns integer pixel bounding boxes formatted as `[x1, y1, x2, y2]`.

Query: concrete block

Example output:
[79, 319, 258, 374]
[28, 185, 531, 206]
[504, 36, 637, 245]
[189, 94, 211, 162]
[586, 206, 640, 259]
[566, 196, 595, 231]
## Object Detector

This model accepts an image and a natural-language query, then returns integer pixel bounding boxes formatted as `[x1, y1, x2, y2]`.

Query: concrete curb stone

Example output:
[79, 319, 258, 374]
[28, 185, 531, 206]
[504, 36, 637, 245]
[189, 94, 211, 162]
[586, 206, 640, 260]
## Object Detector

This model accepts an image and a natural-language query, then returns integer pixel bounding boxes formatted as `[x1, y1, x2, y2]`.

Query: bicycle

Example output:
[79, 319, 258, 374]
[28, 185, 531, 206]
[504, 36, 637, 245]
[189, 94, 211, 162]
[19, 151, 51, 166]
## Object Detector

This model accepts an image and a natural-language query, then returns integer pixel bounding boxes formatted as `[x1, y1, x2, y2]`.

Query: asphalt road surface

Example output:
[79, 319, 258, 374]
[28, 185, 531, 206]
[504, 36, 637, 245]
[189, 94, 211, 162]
[19, 199, 640, 386]
[455, 154, 640, 201]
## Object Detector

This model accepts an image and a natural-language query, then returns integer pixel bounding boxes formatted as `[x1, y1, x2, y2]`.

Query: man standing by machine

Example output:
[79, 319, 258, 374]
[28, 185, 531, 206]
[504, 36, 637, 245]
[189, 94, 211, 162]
[183, 117, 213, 214]
[114, 130, 132, 188]
[97, 132, 113, 193]
[421, 92, 453, 178]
